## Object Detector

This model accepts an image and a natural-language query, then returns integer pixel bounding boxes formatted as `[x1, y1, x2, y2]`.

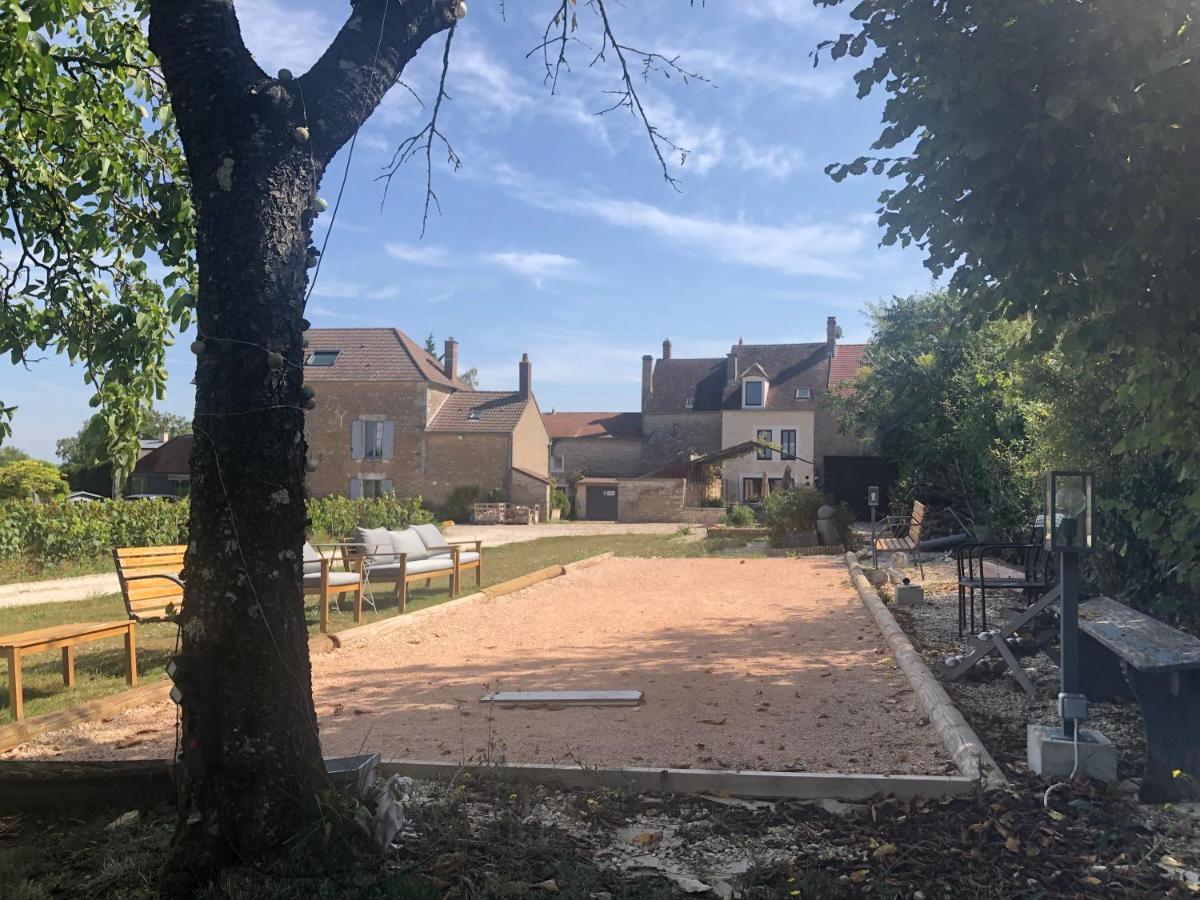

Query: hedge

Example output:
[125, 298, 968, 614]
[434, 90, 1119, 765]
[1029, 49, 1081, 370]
[0, 495, 433, 564]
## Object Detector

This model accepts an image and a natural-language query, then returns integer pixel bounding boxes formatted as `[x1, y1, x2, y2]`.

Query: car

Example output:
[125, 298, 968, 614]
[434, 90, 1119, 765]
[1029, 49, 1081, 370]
[124, 493, 183, 502]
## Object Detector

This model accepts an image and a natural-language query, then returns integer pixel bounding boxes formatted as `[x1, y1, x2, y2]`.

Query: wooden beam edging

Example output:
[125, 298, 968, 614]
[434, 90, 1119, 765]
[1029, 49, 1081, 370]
[0, 681, 171, 754]
[331, 553, 615, 648]
[381, 759, 975, 801]
[0, 759, 174, 809]
[843, 552, 1007, 790]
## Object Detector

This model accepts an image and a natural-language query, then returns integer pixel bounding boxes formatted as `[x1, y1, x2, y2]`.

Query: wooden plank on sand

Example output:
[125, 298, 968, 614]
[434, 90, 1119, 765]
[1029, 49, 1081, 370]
[480, 690, 643, 707]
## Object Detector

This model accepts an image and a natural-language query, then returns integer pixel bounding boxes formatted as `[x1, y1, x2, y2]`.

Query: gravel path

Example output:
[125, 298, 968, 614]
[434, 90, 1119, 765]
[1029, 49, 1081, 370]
[0, 523, 686, 607]
[5, 556, 951, 775]
[0, 573, 120, 609]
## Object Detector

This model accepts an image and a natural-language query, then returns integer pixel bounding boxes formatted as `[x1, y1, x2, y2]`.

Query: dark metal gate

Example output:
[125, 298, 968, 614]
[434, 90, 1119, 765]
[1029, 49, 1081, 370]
[822, 456, 897, 518]
[585, 484, 619, 520]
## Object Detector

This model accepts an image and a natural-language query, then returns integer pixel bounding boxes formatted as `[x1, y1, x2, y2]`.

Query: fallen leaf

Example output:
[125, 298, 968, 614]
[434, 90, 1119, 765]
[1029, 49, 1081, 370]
[873, 842, 898, 859]
[634, 831, 663, 846]
[699, 718, 727, 726]
[1163, 855, 1185, 868]
[849, 869, 870, 884]
[530, 879, 559, 892]
[1005, 836, 1021, 853]
[1047, 810, 1066, 822]
[1083, 876, 1102, 886]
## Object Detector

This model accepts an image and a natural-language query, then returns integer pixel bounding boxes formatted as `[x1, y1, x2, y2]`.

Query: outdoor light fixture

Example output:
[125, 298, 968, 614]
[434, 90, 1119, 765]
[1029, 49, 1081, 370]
[868, 485, 881, 569]
[1044, 470, 1095, 739]
[1044, 470, 1094, 552]
[867, 485, 880, 508]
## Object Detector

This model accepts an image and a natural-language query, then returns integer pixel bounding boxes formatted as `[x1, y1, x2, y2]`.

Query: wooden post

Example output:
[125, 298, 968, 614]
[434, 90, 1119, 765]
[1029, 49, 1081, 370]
[124, 625, 138, 687]
[398, 556, 407, 614]
[319, 560, 330, 634]
[61, 646, 76, 688]
[7, 648, 23, 722]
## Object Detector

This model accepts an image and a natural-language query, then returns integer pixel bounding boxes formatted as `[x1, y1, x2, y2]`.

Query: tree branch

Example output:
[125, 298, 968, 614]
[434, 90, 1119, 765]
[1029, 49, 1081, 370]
[302, 0, 458, 166]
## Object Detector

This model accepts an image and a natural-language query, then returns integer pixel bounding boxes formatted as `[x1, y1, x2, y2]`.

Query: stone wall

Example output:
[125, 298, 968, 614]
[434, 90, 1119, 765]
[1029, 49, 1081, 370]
[423, 432, 511, 505]
[616, 478, 686, 523]
[510, 467, 552, 515]
[640, 412, 722, 470]
[814, 398, 873, 478]
[552, 436, 645, 485]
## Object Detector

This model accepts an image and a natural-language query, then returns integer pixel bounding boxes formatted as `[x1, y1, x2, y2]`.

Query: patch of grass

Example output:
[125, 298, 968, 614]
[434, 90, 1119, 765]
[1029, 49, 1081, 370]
[0, 533, 761, 723]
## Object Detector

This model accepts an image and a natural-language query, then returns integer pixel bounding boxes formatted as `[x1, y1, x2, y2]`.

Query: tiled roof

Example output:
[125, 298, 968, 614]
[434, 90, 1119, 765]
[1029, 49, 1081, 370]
[828, 344, 869, 393]
[543, 411, 642, 439]
[427, 391, 530, 433]
[133, 434, 193, 475]
[303, 327, 471, 389]
[645, 342, 831, 412]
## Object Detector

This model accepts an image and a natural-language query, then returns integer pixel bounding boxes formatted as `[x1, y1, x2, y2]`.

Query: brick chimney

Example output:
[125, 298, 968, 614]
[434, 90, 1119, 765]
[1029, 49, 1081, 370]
[642, 354, 654, 408]
[519, 353, 532, 398]
[827, 316, 839, 358]
[443, 336, 458, 380]
[726, 350, 739, 385]
[662, 339, 672, 360]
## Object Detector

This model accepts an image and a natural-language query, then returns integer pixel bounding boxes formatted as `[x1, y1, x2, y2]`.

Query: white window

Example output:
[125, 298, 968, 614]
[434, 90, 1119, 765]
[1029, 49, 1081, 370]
[550, 454, 565, 473]
[743, 380, 766, 408]
[351, 420, 394, 461]
[305, 350, 339, 366]
[794, 387, 812, 400]
[685, 397, 694, 409]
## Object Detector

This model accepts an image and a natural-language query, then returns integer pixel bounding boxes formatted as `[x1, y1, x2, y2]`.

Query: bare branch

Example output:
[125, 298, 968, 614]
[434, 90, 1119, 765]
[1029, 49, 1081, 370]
[377, 25, 462, 238]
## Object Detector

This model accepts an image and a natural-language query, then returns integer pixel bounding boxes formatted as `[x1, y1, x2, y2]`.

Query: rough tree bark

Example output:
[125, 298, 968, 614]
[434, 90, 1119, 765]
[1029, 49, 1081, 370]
[146, 0, 455, 883]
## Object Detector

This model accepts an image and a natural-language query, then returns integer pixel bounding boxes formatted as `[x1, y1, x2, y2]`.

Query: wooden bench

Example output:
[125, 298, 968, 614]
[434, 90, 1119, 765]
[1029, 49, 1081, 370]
[113, 545, 187, 622]
[2, 622, 137, 721]
[872, 500, 927, 578]
[1078, 597, 1200, 802]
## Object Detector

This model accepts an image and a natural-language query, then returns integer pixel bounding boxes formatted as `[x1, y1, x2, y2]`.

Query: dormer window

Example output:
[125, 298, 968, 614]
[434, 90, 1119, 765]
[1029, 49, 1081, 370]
[467, 409, 481, 420]
[743, 379, 766, 408]
[794, 387, 812, 400]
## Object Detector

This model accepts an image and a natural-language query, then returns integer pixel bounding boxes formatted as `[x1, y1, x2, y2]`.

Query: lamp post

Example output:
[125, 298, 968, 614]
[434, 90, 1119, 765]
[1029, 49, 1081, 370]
[868, 485, 881, 569]
[1044, 471, 1094, 740]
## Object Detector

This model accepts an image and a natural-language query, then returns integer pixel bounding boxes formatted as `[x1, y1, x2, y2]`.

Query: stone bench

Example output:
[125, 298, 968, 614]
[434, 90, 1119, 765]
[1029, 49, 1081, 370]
[1078, 597, 1200, 802]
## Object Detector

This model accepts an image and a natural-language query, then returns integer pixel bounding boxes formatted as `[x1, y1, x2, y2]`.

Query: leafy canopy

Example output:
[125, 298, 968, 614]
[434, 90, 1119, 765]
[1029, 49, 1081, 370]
[0, 0, 195, 473]
[818, 0, 1200, 590]
[0, 458, 69, 500]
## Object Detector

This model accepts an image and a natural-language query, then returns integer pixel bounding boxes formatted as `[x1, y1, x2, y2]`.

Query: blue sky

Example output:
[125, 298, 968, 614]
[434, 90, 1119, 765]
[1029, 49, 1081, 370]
[2, 0, 936, 460]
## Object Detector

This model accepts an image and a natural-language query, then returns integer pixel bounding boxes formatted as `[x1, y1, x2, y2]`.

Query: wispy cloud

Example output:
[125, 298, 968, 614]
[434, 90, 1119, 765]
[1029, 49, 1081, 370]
[309, 278, 363, 299]
[491, 164, 866, 278]
[484, 251, 580, 286]
[741, 0, 822, 30]
[385, 242, 451, 266]
[677, 48, 846, 100]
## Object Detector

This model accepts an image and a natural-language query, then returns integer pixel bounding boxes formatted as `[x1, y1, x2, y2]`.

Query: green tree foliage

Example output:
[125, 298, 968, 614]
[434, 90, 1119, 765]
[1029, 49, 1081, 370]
[827, 292, 1035, 536]
[0, 458, 69, 500]
[0, 1, 196, 469]
[818, 1, 1200, 592]
[0, 446, 29, 465]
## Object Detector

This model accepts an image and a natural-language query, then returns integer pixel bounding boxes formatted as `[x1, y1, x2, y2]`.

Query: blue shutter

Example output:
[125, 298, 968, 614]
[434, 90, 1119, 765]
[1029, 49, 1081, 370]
[349, 478, 363, 499]
[351, 420, 365, 460]
[381, 421, 395, 460]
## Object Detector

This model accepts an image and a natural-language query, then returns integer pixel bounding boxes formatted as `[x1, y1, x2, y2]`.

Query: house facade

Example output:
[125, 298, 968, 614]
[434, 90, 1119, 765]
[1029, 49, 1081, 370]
[542, 411, 644, 489]
[304, 329, 551, 514]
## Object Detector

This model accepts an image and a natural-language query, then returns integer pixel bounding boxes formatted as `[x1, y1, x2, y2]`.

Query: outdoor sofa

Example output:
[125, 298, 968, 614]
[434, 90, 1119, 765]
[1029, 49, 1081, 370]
[346, 524, 483, 612]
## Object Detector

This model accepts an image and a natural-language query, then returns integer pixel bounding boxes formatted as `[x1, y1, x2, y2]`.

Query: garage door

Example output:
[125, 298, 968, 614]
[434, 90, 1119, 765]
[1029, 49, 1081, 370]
[823, 456, 897, 518]
[585, 485, 619, 520]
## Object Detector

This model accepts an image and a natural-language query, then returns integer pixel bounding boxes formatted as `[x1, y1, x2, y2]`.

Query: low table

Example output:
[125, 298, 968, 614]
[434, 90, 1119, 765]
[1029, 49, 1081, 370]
[2, 621, 138, 721]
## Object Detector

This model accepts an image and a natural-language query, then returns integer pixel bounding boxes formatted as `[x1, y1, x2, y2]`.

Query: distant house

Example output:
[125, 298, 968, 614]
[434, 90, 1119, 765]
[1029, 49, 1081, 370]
[128, 434, 193, 497]
[549, 317, 883, 518]
[542, 411, 644, 489]
[304, 328, 552, 514]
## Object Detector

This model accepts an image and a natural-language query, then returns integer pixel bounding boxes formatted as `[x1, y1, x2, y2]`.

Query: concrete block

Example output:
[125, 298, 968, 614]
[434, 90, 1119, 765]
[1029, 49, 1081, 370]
[1027, 725, 1117, 783]
[895, 584, 924, 607]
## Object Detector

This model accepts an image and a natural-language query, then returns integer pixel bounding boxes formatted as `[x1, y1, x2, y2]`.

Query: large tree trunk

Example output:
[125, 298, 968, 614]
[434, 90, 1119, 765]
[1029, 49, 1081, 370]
[147, 0, 453, 885]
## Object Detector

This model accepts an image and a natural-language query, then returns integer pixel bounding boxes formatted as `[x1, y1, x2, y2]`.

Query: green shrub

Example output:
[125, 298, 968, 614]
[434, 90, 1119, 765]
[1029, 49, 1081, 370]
[720, 505, 758, 527]
[0, 494, 432, 563]
[0, 460, 69, 500]
[551, 488, 571, 516]
[434, 485, 480, 524]
[763, 487, 823, 547]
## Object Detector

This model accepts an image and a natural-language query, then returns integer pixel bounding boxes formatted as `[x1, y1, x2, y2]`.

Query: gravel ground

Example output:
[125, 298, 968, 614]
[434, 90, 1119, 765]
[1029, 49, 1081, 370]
[5, 556, 951, 775]
[444, 521, 691, 547]
[0, 573, 120, 609]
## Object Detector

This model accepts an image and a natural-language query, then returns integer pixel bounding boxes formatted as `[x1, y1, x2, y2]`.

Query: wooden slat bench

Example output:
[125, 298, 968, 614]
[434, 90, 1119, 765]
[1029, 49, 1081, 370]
[1078, 597, 1200, 802]
[113, 545, 187, 622]
[872, 500, 927, 578]
[2, 622, 137, 721]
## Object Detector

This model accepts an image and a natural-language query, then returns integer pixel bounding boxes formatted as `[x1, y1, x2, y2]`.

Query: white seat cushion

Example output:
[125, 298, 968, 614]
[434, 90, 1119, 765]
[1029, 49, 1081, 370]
[304, 570, 361, 589]
[302, 542, 323, 575]
[413, 523, 453, 554]
[388, 528, 430, 561]
[405, 557, 455, 576]
[456, 551, 480, 565]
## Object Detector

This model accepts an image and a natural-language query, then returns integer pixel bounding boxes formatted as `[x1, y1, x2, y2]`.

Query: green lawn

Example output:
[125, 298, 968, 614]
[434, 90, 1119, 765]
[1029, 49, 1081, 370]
[0, 555, 115, 585]
[0, 532, 755, 724]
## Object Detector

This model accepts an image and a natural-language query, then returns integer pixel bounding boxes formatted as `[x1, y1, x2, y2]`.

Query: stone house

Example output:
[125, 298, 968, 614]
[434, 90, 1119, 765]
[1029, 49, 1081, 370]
[128, 434, 193, 497]
[542, 411, 644, 489]
[304, 328, 551, 514]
